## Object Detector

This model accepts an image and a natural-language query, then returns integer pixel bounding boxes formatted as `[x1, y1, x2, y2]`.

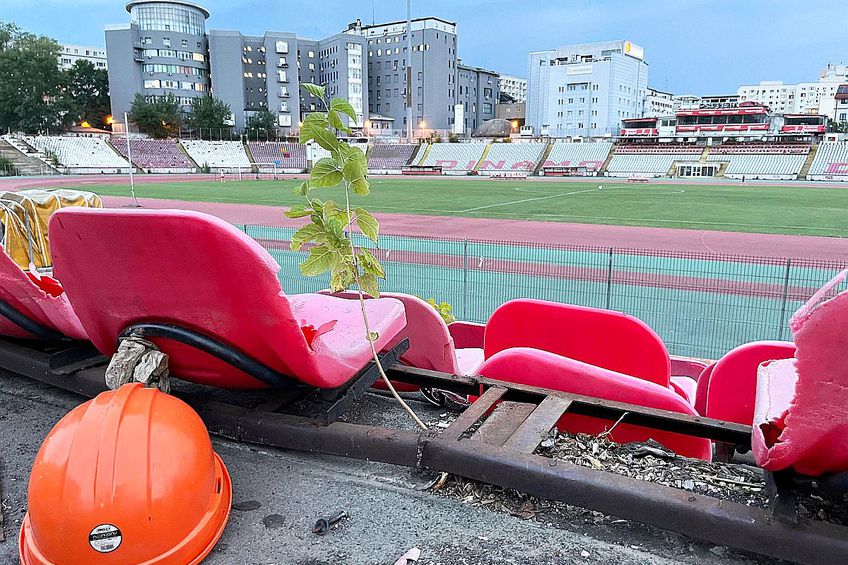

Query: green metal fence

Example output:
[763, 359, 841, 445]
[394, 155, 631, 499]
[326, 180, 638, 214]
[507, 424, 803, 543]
[243, 225, 848, 360]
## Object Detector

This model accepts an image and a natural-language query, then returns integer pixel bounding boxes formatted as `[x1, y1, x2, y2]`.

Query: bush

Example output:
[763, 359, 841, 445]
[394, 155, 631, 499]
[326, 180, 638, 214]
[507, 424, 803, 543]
[0, 155, 18, 176]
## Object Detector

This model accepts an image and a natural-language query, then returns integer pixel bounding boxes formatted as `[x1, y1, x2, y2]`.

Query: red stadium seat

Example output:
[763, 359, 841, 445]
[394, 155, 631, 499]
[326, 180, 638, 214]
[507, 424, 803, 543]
[50, 208, 406, 390]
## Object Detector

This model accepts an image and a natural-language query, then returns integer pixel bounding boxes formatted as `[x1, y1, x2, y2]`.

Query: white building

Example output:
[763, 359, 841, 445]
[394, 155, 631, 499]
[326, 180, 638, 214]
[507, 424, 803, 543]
[527, 40, 648, 138]
[644, 87, 673, 116]
[58, 43, 108, 71]
[737, 64, 848, 118]
[499, 74, 527, 103]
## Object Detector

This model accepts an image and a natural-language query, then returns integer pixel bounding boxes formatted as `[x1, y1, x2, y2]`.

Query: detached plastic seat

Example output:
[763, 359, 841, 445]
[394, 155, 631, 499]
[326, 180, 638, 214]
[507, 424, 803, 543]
[50, 208, 406, 390]
[753, 271, 848, 476]
[700, 341, 796, 425]
[0, 250, 87, 341]
[479, 348, 712, 460]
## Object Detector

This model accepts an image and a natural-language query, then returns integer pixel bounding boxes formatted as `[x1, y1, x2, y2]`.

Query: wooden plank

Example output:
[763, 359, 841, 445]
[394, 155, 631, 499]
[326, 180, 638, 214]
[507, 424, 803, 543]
[439, 386, 507, 442]
[471, 401, 536, 447]
[502, 396, 572, 454]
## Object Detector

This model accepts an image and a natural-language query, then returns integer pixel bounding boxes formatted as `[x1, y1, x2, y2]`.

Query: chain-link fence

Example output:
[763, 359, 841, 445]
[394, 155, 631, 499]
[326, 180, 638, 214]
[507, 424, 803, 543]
[242, 224, 848, 360]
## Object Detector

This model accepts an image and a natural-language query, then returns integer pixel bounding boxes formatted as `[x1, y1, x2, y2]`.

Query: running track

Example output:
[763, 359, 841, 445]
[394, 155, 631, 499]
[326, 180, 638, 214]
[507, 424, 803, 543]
[2, 174, 846, 261]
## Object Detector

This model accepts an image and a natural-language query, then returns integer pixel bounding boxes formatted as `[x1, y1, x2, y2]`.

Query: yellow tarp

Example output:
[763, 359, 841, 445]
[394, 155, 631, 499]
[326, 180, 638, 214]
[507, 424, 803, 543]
[0, 189, 103, 269]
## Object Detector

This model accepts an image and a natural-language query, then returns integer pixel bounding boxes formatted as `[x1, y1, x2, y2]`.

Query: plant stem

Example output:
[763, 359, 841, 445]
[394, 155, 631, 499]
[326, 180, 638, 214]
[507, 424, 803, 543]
[344, 183, 428, 431]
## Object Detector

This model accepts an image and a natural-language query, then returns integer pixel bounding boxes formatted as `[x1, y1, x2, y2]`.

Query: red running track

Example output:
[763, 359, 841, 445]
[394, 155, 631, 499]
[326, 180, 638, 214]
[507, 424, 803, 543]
[1, 174, 846, 261]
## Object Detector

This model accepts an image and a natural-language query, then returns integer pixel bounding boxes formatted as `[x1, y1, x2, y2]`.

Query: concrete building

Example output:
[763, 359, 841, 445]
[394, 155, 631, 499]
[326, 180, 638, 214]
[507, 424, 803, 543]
[499, 74, 527, 103]
[105, 0, 211, 122]
[207, 29, 367, 132]
[456, 63, 499, 133]
[672, 93, 739, 111]
[737, 64, 848, 118]
[644, 87, 673, 117]
[527, 40, 648, 138]
[58, 44, 108, 70]
[358, 17, 458, 133]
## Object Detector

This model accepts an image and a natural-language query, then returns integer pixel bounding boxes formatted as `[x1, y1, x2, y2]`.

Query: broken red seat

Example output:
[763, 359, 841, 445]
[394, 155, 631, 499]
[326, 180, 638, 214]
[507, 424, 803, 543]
[753, 271, 848, 476]
[49, 208, 406, 390]
[701, 341, 796, 425]
[0, 250, 86, 341]
[478, 347, 712, 460]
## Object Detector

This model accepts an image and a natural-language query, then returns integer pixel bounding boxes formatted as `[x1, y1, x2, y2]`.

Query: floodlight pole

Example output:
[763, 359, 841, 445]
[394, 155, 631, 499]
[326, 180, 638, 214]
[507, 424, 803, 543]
[124, 113, 140, 207]
[406, 0, 413, 143]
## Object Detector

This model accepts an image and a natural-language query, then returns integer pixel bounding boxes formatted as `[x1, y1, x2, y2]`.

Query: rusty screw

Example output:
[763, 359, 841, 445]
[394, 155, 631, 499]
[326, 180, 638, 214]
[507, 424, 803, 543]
[312, 510, 348, 535]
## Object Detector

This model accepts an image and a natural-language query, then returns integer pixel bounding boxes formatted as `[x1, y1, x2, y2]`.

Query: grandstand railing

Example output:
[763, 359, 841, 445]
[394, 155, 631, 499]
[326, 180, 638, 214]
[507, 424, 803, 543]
[242, 225, 848, 360]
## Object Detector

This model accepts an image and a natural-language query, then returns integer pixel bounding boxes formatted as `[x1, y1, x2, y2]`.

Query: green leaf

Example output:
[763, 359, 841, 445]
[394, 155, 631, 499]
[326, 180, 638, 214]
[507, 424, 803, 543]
[284, 204, 312, 219]
[310, 127, 342, 153]
[360, 273, 380, 299]
[351, 177, 370, 196]
[300, 245, 334, 277]
[311, 158, 343, 188]
[290, 223, 323, 251]
[329, 264, 356, 292]
[342, 149, 367, 182]
[358, 248, 385, 278]
[330, 98, 357, 121]
[293, 180, 310, 195]
[322, 200, 340, 221]
[327, 109, 344, 131]
[301, 83, 326, 100]
[356, 208, 379, 243]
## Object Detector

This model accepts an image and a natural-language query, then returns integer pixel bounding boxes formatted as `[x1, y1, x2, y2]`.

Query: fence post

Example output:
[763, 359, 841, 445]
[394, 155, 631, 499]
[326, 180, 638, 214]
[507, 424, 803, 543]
[777, 258, 792, 340]
[605, 247, 614, 309]
[462, 239, 469, 319]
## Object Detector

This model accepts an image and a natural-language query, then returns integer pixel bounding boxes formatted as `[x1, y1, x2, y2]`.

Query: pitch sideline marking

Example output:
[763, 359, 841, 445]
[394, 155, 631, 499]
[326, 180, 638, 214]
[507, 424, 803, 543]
[457, 187, 601, 213]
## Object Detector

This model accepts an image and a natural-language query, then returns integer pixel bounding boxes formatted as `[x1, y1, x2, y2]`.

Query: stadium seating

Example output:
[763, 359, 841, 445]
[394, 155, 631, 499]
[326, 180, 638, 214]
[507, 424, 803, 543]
[110, 139, 194, 173]
[808, 142, 848, 180]
[710, 144, 810, 155]
[367, 143, 418, 172]
[606, 151, 700, 177]
[180, 140, 251, 170]
[478, 143, 547, 174]
[416, 143, 487, 174]
[248, 142, 307, 172]
[615, 144, 701, 154]
[27, 136, 131, 173]
[543, 142, 612, 172]
[706, 153, 808, 179]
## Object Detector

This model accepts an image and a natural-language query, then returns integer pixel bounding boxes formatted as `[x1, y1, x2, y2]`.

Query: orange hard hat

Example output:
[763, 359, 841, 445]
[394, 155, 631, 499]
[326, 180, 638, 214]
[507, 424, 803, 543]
[20, 383, 231, 564]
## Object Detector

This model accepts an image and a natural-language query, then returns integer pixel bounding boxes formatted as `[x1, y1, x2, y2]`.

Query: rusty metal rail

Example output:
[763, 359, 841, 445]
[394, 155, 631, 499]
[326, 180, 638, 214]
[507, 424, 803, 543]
[0, 337, 846, 564]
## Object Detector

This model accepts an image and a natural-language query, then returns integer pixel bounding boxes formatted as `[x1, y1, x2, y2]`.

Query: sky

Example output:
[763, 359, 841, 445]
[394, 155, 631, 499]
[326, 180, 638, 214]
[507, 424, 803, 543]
[1, 0, 846, 95]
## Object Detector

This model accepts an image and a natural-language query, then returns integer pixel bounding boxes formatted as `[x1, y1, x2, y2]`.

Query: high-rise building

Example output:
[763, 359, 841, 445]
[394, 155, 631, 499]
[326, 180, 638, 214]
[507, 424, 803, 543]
[499, 74, 527, 103]
[456, 63, 498, 133]
[58, 44, 108, 71]
[105, 1, 211, 122]
[207, 29, 367, 132]
[737, 64, 848, 119]
[644, 87, 674, 117]
[527, 40, 648, 138]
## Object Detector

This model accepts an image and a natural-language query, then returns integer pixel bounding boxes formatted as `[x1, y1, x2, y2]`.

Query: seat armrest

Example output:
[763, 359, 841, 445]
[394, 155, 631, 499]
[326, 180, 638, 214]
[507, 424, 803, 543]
[670, 355, 709, 381]
[448, 321, 485, 349]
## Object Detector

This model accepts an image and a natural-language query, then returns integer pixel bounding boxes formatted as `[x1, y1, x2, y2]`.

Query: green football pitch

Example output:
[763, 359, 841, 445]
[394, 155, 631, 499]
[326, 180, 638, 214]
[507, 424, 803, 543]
[80, 177, 848, 237]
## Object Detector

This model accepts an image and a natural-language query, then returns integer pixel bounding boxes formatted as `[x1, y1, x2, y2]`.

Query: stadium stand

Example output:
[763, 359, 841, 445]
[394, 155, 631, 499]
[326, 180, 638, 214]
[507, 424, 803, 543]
[807, 142, 848, 180]
[27, 136, 131, 173]
[614, 144, 702, 154]
[248, 142, 307, 172]
[478, 143, 547, 174]
[416, 143, 487, 174]
[606, 148, 701, 177]
[706, 152, 808, 180]
[543, 142, 613, 174]
[367, 143, 418, 173]
[110, 138, 194, 173]
[180, 140, 251, 170]
[710, 144, 810, 155]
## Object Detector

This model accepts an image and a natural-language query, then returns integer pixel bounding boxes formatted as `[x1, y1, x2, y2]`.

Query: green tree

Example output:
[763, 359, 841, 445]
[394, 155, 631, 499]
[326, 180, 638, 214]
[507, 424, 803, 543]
[186, 96, 232, 139]
[245, 110, 278, 141]
[65, 60, 111, 129]
[0, 20, 70, 133]
[128, 93, 182, 138]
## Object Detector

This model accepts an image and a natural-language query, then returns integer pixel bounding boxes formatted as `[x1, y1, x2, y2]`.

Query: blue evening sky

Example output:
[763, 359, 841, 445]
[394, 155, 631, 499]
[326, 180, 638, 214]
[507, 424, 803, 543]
[2, 0, 845, 95]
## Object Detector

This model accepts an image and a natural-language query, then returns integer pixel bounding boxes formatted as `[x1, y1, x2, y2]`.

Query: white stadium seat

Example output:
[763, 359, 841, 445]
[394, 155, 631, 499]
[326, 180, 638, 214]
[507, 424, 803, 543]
[478, 143, 547, 174]
[417, 143, 487, 173]
[368, 143, 418, 172]
[181, 140, 251, 170]
[706, 153, 807, 179]
[28, 136, 131, 173]
[808, 142, 848, 179]
[544, 142, 613, 172]
[606, 151, 700, 176]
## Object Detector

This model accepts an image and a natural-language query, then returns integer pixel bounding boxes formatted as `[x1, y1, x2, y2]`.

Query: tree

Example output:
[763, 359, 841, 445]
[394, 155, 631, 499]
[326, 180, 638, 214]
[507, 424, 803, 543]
[65, 60, 111, 129]
[0, 20, 70, 133]
[128, 93, 182, 138]
[245, 110, 278, 141]
[186, 96, 232, 139]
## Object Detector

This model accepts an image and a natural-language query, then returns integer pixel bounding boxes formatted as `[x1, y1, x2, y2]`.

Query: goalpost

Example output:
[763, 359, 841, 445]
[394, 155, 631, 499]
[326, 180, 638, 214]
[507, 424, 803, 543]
[220, 163, 281, 182]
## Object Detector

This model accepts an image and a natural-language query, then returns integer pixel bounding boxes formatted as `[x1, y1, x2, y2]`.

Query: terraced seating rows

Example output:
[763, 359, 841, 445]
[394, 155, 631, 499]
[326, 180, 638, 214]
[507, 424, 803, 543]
[110, 139, 194, 171]
[368, 143, 418, 171]
[248, 142, 307, 172]
[181, 140, 251, 170]
[706, 153, 807, 178]
[544, 142, 613, 171]
[808, 142, 848, 178]
[28, 136, 130, 172]
[606, 152, 701, 176]
[417, 143, 487, 172]
[478, 143, 547, 173]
